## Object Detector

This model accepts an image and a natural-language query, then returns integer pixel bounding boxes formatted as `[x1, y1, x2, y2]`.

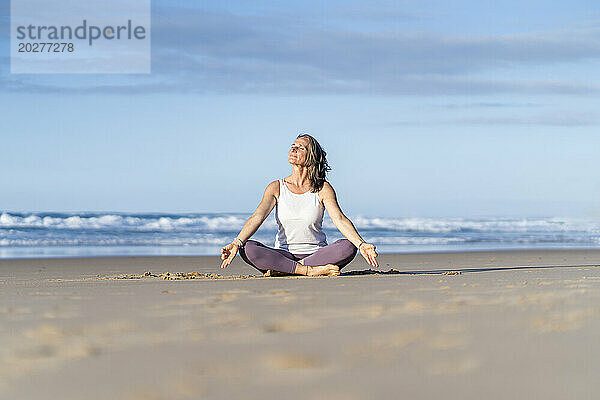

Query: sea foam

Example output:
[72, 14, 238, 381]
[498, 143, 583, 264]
[0, 211, 599, 258]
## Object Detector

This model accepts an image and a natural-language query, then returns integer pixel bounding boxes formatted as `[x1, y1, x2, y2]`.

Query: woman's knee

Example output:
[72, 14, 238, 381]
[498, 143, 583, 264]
[238, 240, 267, 272]
[335, 239, 358, 257]
[244, 239, 260, 247]
[241, 240, 261, 259]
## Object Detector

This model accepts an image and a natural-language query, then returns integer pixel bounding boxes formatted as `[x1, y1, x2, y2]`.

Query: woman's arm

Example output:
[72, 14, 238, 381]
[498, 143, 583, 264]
[320, 182, 379, 267]
[235, 180, 278, 243]
[320, 182, 364, 247]
[220, 181, 278, 269]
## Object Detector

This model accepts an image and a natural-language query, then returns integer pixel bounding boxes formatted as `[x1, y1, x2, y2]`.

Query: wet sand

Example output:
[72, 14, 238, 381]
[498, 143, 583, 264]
[2, 249, 600, 399]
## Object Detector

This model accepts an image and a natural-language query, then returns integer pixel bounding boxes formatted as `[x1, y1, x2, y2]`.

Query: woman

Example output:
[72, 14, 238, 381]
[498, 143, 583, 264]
[220, 134, 379, 277]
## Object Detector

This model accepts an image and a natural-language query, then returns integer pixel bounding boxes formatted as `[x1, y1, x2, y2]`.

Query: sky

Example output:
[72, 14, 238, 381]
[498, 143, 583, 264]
[1, 0, 600, 218]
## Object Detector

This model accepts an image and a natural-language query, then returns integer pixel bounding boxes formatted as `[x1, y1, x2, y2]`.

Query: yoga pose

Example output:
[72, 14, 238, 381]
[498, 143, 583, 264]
[220, 134, 379, 276]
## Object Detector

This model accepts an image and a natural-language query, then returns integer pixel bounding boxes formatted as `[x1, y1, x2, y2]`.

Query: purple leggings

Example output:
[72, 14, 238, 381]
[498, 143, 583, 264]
[238, 239, 358, 274]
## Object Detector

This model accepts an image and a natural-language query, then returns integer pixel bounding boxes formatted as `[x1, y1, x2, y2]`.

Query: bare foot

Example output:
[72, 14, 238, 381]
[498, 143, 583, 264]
[306, 264, 340, 277]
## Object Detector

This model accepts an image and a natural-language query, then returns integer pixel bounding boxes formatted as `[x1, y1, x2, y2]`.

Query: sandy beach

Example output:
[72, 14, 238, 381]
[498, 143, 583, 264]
[2, 249, 600, 399]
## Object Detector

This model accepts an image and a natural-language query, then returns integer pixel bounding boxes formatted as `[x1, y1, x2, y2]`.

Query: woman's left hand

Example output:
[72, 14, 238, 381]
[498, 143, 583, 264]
[359, 243, 379, 268]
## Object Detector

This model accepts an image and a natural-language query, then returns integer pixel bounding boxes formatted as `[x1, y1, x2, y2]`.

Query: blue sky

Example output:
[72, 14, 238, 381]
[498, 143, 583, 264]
[1, 0, 600, 218]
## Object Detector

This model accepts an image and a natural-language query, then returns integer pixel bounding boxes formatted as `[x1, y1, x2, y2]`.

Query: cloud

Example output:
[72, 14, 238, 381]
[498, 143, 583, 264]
[435, 102, 544, 109]
[386, 111, 600, 127]
[3, 6, 600, 95]
[447, 113, 600, 127]
[150, 9, 600, 74]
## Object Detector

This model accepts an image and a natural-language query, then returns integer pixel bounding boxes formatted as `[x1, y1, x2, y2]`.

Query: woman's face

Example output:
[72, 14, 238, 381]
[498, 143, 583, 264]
[288, 138, 309, 166]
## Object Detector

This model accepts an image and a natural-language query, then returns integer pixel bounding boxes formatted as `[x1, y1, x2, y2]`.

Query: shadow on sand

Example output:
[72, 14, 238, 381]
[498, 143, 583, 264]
[341, 264, 600, 276]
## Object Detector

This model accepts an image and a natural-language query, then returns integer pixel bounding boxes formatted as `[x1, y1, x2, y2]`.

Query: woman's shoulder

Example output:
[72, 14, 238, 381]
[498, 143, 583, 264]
[319, 180, 334, 192]
[317, 180, 336, 202]
[320, 180, 333, 190]
[265, 179, 282, 199]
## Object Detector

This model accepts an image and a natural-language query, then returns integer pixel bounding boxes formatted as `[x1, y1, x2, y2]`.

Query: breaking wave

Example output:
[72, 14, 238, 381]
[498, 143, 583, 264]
[1, 211, 599, 257]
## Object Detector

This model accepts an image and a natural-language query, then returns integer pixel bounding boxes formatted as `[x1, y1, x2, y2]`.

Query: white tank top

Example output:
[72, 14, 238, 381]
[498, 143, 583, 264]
[274, 178, 328, 254]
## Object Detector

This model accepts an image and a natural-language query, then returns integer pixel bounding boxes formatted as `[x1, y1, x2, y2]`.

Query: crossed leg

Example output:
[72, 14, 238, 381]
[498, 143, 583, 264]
[299, 239, 358, 268]
[238, 239, 358, 275]
[238, 240, 299, 274]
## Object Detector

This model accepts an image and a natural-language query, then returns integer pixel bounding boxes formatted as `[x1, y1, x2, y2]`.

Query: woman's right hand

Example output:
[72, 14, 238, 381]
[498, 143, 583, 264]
[220, 243, 239, 269]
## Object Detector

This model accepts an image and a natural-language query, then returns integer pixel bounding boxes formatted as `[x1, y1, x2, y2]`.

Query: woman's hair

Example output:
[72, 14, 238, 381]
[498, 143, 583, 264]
[297, 133, 331, 192]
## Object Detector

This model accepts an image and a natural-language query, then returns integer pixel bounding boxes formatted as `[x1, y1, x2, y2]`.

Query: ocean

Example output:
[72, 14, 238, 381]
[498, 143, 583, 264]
[1, 211, 599, 259]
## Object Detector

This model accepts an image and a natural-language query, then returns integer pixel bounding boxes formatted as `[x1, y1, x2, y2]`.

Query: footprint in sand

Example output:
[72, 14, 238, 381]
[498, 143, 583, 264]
[263, 352, 324, 369]
[427, 334, 469, 350]
[258, 289, 301, 304]
[401, 300, 428, 313]
[276, 295, 298, 303]
[42, 309, 79, 319]
[0, 306, 31, 315]
[165, 297, 208, 306]
[215, 293, 238, 302]
[531, 309, 597, 333]
[425, 356, 480, 375]
[345, 328, 426, 365]
[378, 329, 426, 350]
[361, 304, 386, 318]
[263, 315, 320, 333]
[187, 330, 204, 341]
[268, 289, 290, 296]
